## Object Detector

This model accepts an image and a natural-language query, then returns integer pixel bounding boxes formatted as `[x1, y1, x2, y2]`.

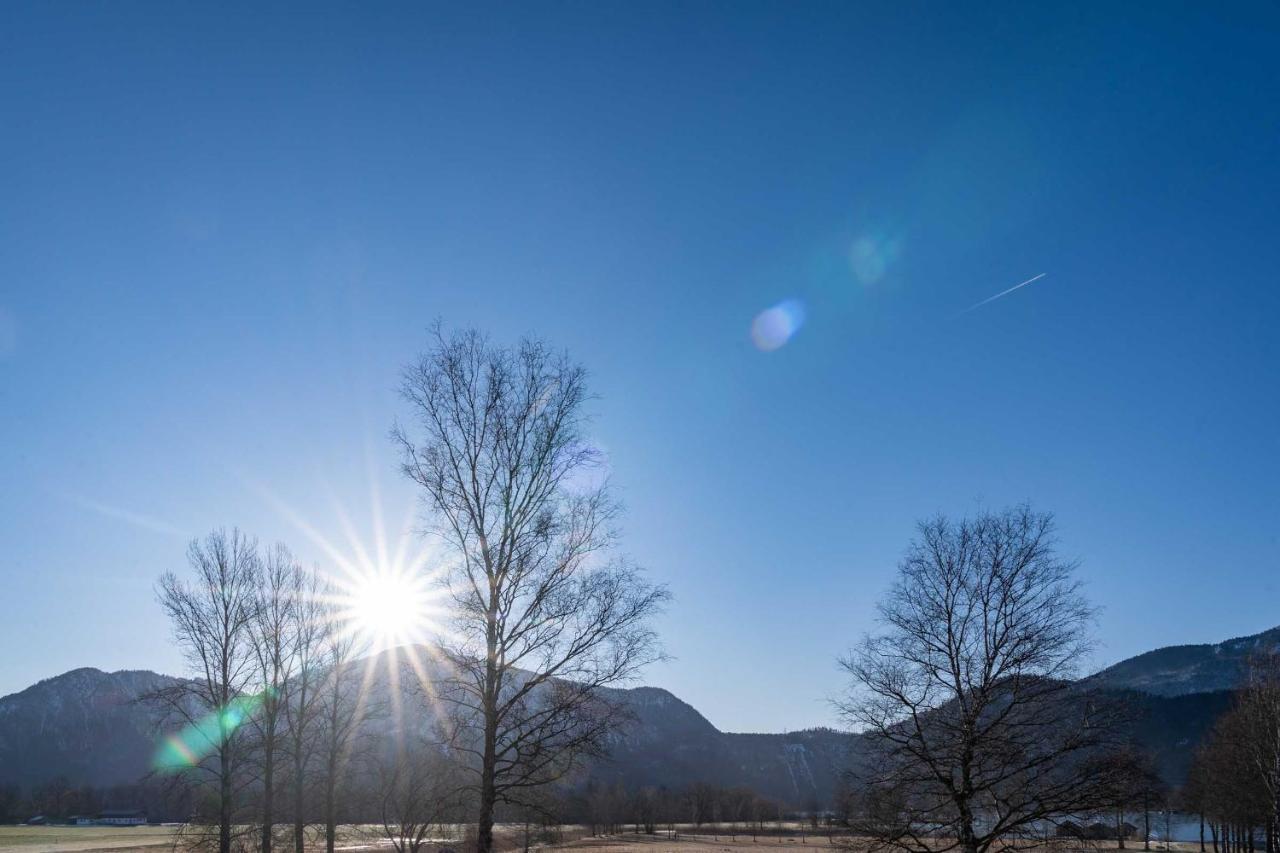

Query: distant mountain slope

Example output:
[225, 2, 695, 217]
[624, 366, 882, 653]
[8, 626, 1277, 803]
[0, 667, 176, 787]
[1091, 626, 1280, 696]
[0, 654, 852, 806]
[1123, 689, 1236, 783]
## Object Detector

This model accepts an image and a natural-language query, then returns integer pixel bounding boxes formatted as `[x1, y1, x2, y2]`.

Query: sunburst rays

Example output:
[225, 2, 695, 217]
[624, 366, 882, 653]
[250, 465, 456, 744]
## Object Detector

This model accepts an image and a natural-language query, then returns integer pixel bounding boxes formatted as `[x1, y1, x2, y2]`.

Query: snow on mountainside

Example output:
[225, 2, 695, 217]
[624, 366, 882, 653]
[1090, 625, 1280, 696]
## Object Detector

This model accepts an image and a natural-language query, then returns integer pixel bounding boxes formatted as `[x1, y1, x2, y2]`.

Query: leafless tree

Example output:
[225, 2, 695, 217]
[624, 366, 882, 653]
[281, 566, 327, 853]
[1194, 654, 1280, 853]
[687, 781, 716, 828]
[1089, 746, 1164, 850]
[316, 611, 372, 853]
[248, 544, 301, 853]
[375, 743, 464, 853]
[392, 325, 670, 853]
[154, 529, 261, 853]
[1182, 747, 1212, 853]
[1239, 654, 1280, 844]
[839, 506, 1119, 853]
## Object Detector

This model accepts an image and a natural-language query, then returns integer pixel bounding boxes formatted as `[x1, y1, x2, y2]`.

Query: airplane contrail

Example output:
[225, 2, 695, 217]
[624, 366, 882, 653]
[55, 490, 189, 537]
[957, 272, 1048, 316]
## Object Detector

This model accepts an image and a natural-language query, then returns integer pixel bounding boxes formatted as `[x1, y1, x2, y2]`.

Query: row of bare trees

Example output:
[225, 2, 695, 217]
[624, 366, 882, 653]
[579, 780, 783, 839]
[153, 326, 669, 853]
[0, 777, 196, 825]
[153, 530, 365, 853]
[1184, 656, 1280, 853]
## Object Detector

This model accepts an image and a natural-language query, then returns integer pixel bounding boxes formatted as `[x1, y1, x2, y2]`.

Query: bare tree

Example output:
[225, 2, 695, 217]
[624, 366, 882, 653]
[375, 743, 464, 853]
[839, 506, 1118, 853]
[1239, 654, 1280, 845]
[1090, 746, 1164, 850]
[1183, 747, 1212, 853]
[1195, 655, 1280, 853]
[317, 612, 371, 853]
[392, 325, 670, 853]
[281, 566, 327, 853]
[154, 529, 261, 853]
[248, 544, 301, 853]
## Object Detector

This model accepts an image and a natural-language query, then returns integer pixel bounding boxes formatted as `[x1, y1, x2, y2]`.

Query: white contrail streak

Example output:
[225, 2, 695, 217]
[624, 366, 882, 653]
[56, 490, 189, 537]
[958, 272, 1048, 315]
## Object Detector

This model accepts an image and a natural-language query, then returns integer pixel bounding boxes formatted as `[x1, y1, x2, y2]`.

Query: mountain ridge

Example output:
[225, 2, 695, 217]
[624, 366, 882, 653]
[1089, 625, 1280, 696]
[5, 624, 1279, 807]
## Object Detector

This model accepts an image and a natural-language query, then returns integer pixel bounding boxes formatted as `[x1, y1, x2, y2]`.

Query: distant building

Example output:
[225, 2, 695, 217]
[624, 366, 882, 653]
[68, 816, 96, 826]
[97, 810, 147, 826]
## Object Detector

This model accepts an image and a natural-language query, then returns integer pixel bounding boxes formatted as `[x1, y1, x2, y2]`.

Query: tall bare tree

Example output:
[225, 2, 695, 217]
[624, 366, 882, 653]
[1239, 654, 1280, 845]
[392, 326, 669, 853]
[155, 529, 261, 853]
[248, 544, 301, 853]
[1194, 655, 1280, 853]
[375, 742, 465, 853]
[281, 566, 327, 853]
[317, 612, 370, 853]
[839, 506, 1118, 853]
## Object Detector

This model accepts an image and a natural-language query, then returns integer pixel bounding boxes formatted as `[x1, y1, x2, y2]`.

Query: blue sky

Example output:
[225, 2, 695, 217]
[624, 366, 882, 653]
[2, 2, 1278, 732]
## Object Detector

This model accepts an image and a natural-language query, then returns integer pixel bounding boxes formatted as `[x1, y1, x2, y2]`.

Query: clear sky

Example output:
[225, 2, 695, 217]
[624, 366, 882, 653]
[2, 2, 1278, 732]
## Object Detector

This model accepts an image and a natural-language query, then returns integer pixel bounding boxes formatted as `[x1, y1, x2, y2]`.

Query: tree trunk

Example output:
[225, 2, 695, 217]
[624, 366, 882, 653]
[476, 575, 501, 853]
[957, 800, 979, 853]
[220, 742, 232, 853]
[1119, 809, 1127, 849]
[477, 666, 499, 853]
[294, 747, 305, 853]
[1201, 812, 1206, 853]
[325, 766, 337, 853]
[262, 738, 274, 853]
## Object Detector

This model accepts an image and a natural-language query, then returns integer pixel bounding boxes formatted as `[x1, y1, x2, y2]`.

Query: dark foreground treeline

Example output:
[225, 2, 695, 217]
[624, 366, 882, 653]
[1181, 656, 1280, 853]
[0, 772, 803, 845]
[0, 777, 190, 824]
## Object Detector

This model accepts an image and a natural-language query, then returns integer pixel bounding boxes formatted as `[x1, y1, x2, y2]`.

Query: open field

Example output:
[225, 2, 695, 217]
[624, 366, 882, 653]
[0, 826, 179, 852]
[551, 836, 1199, 853]
[0, 826, 1202, 853]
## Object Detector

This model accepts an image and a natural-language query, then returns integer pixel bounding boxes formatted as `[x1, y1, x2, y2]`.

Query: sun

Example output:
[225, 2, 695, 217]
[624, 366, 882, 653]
[340, 567, 439, 649]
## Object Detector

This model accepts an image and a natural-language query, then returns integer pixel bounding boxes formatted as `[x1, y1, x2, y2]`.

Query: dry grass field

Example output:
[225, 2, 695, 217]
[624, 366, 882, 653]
[0, 826, 179, 852]
[0, 826, 1201, 853]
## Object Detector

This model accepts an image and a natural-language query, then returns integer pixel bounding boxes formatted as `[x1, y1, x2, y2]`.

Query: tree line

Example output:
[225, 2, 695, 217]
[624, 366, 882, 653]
[22, 325, 1279, 853]
[1183, 655, 1280, 853]
[149, 530, 369, 853]
[833, 505, 1280, 853]
[141, 326, 668, 853]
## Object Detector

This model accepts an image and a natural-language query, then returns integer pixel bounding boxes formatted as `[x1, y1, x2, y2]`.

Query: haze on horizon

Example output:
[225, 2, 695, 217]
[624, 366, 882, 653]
[2, 1, 1279, 734]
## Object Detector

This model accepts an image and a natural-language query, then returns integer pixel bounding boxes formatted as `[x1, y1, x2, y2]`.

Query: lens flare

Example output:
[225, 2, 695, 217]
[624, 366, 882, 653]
[849, 231, 903, 285]
[152, 692, 267, 772]
[751, 299, 806, 351]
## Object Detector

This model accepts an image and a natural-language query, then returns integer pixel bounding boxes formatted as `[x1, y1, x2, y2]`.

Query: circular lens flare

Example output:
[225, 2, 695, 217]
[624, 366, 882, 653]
[849, 231, 903, 285]
[751, 299, 806, 351]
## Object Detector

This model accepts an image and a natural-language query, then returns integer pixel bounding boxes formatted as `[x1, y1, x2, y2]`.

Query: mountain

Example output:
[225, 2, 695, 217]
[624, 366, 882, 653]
[6, 626, 1277, 805]
[0, 667, 175, 788]
[1091, 626, 1280, 696]
[0, 651, 851, 807]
